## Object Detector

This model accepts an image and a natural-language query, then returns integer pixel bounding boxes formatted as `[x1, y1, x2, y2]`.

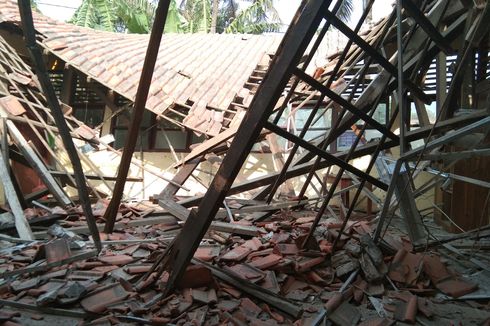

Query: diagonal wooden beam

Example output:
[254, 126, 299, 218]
[17, 0, 102, 250]
[324, 8, 431, 103]
[293, 68, 397, 140]
[401, 0, 452, 54]
[149, 0, 334, 296]
[265, 121, 388, 191]
[102, 0, 171, 234]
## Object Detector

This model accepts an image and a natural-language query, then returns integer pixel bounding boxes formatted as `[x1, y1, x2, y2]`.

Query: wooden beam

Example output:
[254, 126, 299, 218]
[103, 0, 171, 233]
[157, 156, 202, 199]
[0, 149, 33, 239]
[60, 66, 74, 105]
[401, 0, 452, 54]
[179, 111, 488, 207]
[5, 118, 72, 207]
[18, 0, 102, 251]
[157, 0, 333, 296]
[265, 121, 388, 191]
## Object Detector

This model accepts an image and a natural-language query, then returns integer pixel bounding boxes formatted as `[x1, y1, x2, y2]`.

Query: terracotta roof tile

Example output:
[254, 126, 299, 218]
[0, 0, 281, 135]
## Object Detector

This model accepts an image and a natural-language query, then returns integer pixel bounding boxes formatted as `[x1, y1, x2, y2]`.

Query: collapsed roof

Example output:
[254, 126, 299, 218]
[0, 0, 281, 137]
[0, 0, 489, 324]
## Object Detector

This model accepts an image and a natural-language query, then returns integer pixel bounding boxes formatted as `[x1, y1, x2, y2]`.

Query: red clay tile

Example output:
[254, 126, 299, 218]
[295, 216, 316, 224]
[45, 239, 71, 264]
[422, 254, 452, 284]
[1, 321, 23, 326]
[353, 279, 368, 303]
[394, 294, 417, 323]
[270, 232, 290, 244]
[295, 256, 325, 273]
[249, 254, 282, 270]
[273, 243, 299, 255]
[75, 261, 105, 270]
[242, 238, 262, 251]
[260, 271, 280, 294]
[80, 283, 130, 313]
[220, 282, 242, 298]
[227, 263, 266, 282]
[325, 292, 344, 312]
[305, 270, 324, 284]
[358, 318, 394, 326]
[125, 265, 152, 274]
[248, 248, 274, 259]
[221, 245, 252, 261]
[435, 278, 478, 298]
[388, 248, 423, 285]
[191, 288, 217, 304]
[0, 96, 26, 116]
[30, 314, 44, 321]
[0, 310, 20, 321]
[194, 246, 220, 261]
[417, 297, 434, 318]
[98, 254, 133, 266]
[240, 297, 262, 319]
[92, 265, 119, 274]
[178, 264, 213, 288]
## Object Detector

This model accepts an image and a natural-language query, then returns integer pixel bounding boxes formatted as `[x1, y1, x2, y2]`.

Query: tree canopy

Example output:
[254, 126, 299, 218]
[70, 0, 354, 34]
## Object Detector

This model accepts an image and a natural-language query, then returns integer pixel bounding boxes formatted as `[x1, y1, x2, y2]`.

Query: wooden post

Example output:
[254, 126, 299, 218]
[60, 65, 74, 105]
[5, 118, 72, 207]
[0, 149, 33, 239]
[18, 0, 102, 251]
[103, 0, 172, 233]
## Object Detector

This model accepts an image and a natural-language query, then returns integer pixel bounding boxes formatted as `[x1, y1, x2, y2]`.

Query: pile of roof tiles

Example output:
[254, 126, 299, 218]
[1, 206, 489, 325]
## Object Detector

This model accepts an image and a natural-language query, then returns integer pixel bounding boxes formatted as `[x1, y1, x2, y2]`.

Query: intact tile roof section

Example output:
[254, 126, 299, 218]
[0, 0, 280, 124]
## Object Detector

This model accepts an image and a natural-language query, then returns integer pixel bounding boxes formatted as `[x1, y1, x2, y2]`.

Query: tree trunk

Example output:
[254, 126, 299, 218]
[211, 0, 219, 33]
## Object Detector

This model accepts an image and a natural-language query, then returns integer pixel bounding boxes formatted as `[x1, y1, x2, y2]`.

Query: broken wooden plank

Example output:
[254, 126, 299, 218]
[32, 215, 178, 239]
[193, 258, 302, 318]
[157, 156, 202, 199]
[50, 170, 143, 182]
[0, 149, 33, 239]
[18, 0, 102, 251]
[0, 213, 63, 232]
[1, 249, 97, 278]
[158, 199, 260, 236]
[4, 118, 72, 207]
[178, 124, 240, 166]
[0, 299, 90, 319]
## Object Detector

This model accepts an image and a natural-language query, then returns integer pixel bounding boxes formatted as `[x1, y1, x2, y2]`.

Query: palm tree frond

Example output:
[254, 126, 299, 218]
[225, 0, 281, 34]
[336, 0, 353, 23]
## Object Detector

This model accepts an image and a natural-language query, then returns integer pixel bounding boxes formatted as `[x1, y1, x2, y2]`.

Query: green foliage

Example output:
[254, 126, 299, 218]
[31, 0, 40, 12]
[71, 0, 156, 33]
[225, 0, 280, 34]
[164, 0, 187, 33]
[180, 0, 212, 33]
[115, 0, 150, 33]
[71, 0, 115, 31]
[71, 0, 282, 35]
[216, 0, 237, 32]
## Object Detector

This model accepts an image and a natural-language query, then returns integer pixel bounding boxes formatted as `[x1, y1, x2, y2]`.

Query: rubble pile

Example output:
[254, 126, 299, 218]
[1, 205, 489, 325]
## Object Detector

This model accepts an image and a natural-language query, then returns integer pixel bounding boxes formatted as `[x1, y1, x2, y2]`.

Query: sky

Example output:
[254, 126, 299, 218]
[37, 0, 394, 29]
